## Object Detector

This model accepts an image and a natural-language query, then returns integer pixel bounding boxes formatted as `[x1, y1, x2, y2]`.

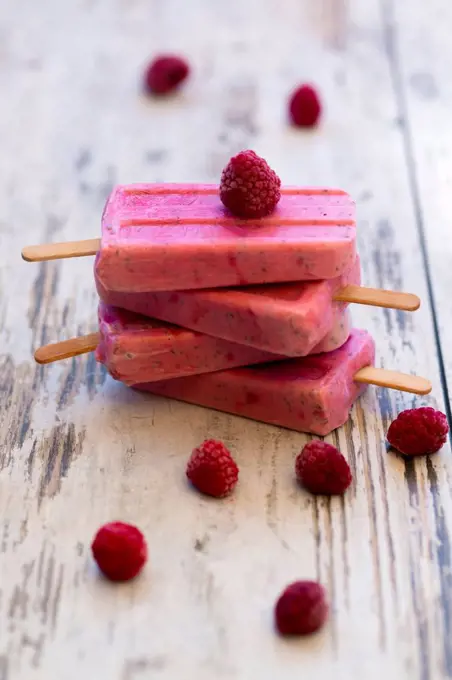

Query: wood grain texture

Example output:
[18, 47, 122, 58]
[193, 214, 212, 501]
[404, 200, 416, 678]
[0, 0, 451, 678]
[385, 4, 452, 676]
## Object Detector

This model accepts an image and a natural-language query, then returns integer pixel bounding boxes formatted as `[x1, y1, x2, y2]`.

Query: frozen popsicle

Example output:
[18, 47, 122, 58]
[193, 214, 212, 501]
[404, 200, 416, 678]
[21, 184, 421, 317]
[96, 254, 420, 355]
[23, 184, 357, 291]
[97, 304, 351, 385]
[134, 329, 432, 435]
[34, 302, 351, 383]
[96, 257, 360, 356]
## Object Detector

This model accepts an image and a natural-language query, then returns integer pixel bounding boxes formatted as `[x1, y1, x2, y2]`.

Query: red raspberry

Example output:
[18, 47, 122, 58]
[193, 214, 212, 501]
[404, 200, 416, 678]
[289, 84, 322, 128]
[275, 581, 329, 636]
[144, 55, 190, 95]
[295, 441, 352, 495]
[219, 150, 281, 219]
[91, 521, 148, 582]
[387, 407, 449, 456]
[186, 439, 239, 498]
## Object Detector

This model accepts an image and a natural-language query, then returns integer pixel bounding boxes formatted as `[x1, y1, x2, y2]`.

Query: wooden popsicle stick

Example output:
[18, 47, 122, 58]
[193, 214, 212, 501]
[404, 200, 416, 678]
[21, 238, 100, 262]
[34, 333, 432, 398]
[333, 285, 420, 311]
[354, 366, 432, 395]
[21, 240, 421, 313]
[34, 333, 100, 364]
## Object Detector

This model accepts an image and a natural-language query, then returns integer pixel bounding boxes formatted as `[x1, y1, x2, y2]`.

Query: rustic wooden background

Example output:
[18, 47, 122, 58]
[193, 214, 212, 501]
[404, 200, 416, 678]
[1, 0, 452, 678]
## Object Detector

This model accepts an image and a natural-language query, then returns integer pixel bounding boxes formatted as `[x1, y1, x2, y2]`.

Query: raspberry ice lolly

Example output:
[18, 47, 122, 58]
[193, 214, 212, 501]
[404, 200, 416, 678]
[21, 183, 421, 321]
[93, 184, 356, 292]
[96, 257, 360, 356]
[95, 303, 351, 386]
[134, 329, 375, 435]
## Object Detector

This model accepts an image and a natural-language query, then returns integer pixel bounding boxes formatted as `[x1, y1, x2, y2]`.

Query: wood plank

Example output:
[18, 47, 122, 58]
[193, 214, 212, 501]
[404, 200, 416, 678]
[0, 0, 450, 678]
[385, 0, 452, 411]
[387, 2, 452, 675]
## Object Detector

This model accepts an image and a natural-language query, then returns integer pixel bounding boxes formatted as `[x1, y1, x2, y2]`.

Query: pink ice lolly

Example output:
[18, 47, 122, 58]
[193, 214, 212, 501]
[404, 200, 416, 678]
[96, 257, 360, 357]
[96, 303, 351, 386]
[133, 329, 375, 436]
[95, 184, 356, 293]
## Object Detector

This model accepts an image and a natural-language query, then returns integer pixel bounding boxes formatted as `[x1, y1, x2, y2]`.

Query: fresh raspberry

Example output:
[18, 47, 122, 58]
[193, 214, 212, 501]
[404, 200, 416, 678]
[219, 150, 281, 219]
[387, 407, 449, 456]
[144, 55, 190, 95]
[295, 441, 352, 495]
[91, 521, 148, 582]
[289, 84, 322, 128]
[275, 581, 329, 636]
[186, 439, 239, 498]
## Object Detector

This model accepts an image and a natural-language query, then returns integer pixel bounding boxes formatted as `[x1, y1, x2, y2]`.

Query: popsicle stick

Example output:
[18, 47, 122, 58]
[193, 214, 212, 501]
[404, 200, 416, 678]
[20, 240, 421, 314]
[34, 333, 432, 398]
[334, 285, 420, 311]
[354, 366, 432, 395]
[21, 238, 100, 262]
[34, 333, 100, 364]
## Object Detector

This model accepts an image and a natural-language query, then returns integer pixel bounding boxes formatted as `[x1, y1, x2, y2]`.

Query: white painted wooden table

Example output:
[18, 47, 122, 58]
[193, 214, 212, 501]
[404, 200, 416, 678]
[1, 0, 452, 678]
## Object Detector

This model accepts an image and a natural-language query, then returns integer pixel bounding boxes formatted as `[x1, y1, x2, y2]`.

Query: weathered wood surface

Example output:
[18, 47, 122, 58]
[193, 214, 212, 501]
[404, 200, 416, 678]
[0, 0, 451, 678]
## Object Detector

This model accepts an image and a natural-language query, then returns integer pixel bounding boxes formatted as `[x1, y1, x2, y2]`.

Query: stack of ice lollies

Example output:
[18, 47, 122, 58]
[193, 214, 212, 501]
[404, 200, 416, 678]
[23, 184, 431, 436]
